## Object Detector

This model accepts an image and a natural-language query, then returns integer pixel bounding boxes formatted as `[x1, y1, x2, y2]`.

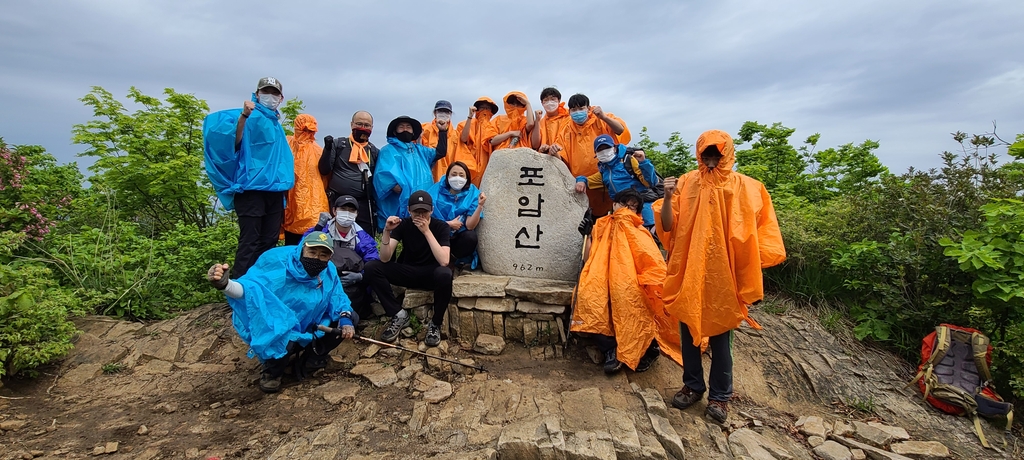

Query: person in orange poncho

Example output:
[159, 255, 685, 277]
[531, 87, 570, 153]
[453, 97, 499, 187]
[659, 129, 786, 424]
[491, 91, 536, 150]
[571, 189, 682, 374]
[283, 114, 330, 245]
[421, 100, 459, 182]
[554, 93, 630, 217]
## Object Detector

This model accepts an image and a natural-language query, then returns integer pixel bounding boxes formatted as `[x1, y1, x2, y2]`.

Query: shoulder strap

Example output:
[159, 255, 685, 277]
[970, 331, 993, 383]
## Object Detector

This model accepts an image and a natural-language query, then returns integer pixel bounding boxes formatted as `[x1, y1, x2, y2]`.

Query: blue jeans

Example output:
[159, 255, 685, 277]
[680, 323, 733, 402]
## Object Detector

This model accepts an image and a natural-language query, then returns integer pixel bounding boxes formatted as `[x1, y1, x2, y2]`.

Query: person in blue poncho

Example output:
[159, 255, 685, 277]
[372, 116, 448, 232]
[206, 231, 357, 393]
[574, 134, 661, 229]
[203, 77, 295, 278]
[426, 161, 487, 269]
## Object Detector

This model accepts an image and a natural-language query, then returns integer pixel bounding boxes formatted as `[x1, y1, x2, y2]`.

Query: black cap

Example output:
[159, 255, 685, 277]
[433, 100, 453, 112]
[333, 195, 359, 210]
[408, 190, 433, 212]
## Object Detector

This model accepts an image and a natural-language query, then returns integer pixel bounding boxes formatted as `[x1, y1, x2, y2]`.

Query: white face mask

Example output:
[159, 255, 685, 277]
[257, 93, 282, 110]
[435, 112, 451, 123]
[448, 176, 467, 191]
[596, 147, 616, 163]
[335, 210, 357, 227]
[543, 101, 559, 113]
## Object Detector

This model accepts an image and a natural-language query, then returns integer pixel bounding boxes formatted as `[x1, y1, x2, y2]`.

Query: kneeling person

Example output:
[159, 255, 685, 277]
[207, 231, 357, 393]
[572, 189, 682, 374]
[365, 191, 453, 347]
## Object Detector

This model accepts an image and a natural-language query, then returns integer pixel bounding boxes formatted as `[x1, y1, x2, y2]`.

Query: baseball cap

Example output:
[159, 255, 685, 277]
[593, 134, 615, 151]
[333, 195, 359, 210]
[256, 77, 283, 93]
[433, 100, 453, 112]
[302, 231, 334, 253]
[408, 190, 433, 212]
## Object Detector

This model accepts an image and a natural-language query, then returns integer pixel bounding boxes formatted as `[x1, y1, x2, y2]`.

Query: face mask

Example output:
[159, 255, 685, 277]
[448, 176, 467, 191]
[257, 93, 282, 110]
[596, 147, 616, 163]
[300, 256, 329, 278]
[396, 131, 415, 143]
[435, 112, 451, 123]
[543, 101, 559, 113]
[352, 128, 371, 142]
[570, 110, 588, 124]
[335, 210, 357, 227]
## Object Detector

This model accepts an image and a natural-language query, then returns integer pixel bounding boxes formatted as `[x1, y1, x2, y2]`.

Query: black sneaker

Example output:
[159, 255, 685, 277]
[380, 314, 410, 343]
[705, 400, 728, 424]
[671, 386, 704, 410]
[635, 343, 661, 373]
[603, 349, 622, 374]
[259, 372, 282, 393]
[425, 322, 442, 347]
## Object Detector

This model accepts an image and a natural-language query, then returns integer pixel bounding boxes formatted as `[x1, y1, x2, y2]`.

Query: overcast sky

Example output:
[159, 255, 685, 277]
[2, 0, 1022, 174]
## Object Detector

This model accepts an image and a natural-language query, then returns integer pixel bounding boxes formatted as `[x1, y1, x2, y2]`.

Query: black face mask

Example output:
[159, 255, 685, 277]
[300, 256, 329, 278]
[352, 128, 371, 142]
[395, 131, 415, 143]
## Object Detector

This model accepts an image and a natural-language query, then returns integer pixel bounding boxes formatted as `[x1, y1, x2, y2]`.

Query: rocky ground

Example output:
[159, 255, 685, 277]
[0, 301, 1019, 459]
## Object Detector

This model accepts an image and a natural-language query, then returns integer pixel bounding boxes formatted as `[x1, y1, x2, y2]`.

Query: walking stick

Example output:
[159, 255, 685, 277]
[316, 325, 487, 372]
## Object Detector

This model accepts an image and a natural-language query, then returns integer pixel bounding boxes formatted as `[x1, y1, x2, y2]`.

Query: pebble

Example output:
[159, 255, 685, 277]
[223, 408, 241, 419]
[137, 425, 149, 436]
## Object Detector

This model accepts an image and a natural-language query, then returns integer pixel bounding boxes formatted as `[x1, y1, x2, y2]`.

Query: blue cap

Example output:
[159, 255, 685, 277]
[593, 134, 615, 151]
[433, 100, 453, 112]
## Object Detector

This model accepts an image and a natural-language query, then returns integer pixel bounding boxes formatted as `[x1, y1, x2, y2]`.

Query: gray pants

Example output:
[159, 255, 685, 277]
[680, 324, 733, 402]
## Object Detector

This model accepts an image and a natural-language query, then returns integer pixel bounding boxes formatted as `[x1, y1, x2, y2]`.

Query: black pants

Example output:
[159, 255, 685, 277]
[450, 229, 479, 261]
[262, 315, 359, 378]
[680, 323, 734, 402]
[364, 260, 452, 326]
[345, 282, 373, 319]
[283, 231, 304, 246]
[232, 190, 284, 278]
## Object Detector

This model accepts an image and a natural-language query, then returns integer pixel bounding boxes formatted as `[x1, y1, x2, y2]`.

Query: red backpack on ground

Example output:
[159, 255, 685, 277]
[908, 324, 1013, 448]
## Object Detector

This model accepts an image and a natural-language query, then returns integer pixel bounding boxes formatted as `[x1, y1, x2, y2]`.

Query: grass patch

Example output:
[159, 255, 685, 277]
[102, 362, 125, 374]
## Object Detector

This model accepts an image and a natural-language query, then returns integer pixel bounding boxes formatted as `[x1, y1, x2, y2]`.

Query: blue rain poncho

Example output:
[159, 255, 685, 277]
[427, 175, 483, 268]
[372, 116, 440, 230]
[227, 244, 353, 361]
[203, 94, 295, 210]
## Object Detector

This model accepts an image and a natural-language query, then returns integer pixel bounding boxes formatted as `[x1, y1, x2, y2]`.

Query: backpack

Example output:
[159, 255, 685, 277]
[621, 147, 664, 202]
[907, 324, 1013, 448]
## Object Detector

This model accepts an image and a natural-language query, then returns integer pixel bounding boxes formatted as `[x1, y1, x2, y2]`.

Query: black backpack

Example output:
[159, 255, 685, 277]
[622, 147, 665, 202]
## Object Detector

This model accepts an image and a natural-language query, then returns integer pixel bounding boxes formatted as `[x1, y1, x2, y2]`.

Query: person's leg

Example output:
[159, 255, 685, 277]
[231, 191, 264, 279]
[707, 330, 734, 402]
[428, 265, 453, 326]
[449, 229, 479, 261]
[365, 260, 423, 342]
[294, 314, 361, 379]
[636, 338, 661, 373]
[594, 334, 622, 374]
[345, 283, 372, 319]
[255, 192, 284, 258]
[672, 322, 706, 410]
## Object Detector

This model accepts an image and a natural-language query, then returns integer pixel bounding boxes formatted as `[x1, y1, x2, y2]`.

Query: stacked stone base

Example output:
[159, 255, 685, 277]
[393, 273, 575, 347]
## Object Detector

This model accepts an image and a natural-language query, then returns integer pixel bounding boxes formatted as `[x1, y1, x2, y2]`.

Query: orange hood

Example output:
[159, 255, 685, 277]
[292, 114, 318, 144]
[502, 91, 527, 121]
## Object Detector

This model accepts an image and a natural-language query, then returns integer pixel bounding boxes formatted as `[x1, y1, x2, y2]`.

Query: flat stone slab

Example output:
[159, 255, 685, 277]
[814, 440, 853, 460]
[402, 289, 433, 308]
[516, 301, 566, 314]
[319, 381, 360, 405]
[453, 274, 510, 298]
[505, 277, 575, 305]
[474, 297, 515, 313]
[889, 441, 950, 459]
[473, 334, 506, 355]
[728, 428, 793, 460]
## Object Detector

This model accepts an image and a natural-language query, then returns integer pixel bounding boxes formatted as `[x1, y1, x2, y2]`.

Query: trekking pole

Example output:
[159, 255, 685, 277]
[316, 325, 487, 372]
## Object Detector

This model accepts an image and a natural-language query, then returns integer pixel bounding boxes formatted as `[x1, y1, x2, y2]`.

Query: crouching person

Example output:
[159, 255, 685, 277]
[207, 231, 358, 393]
[571, 189, 682, 374]
[365, 191, 453, 347]
[309, 195, 380, 320]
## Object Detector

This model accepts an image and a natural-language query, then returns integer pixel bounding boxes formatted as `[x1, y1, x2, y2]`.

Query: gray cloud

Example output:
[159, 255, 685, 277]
[1, 0, 1022, 174]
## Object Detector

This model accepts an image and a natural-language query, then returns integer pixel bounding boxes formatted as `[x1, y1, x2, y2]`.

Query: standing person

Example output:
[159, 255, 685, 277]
[532, 86, 570, 154]
[206, 231, 357, 393]
[573, 189, 682, 374]
[426, 161, 486, 269]
[364, 191, 452, 347]
[454, 97, 499, 187]
[574, 134, 660, 229]
[307, 196, 380, 320]
[420, 100, 460, 182]
[556, 93, 630, 217]
[320, 111, 380, 236]
[283, 114, 329, 245]
[659, 130, 786, 424]
[372, 116, 448, 231]
[204, 77, 294, 278]
[491, 91, 536, 150]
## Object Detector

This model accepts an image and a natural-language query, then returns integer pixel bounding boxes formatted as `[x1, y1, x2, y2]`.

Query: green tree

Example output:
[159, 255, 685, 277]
[734, 121, 810, 192]
[280, 97, 305, 136]
[0, 139, 82, 242]
[72, 87, 213, 232]
[633, 127, 696, 178]
[805, 139, 889, 201]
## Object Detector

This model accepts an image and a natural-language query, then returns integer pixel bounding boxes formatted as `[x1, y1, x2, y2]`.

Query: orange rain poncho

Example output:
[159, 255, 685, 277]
[283, 114, 330, 235]
[453, 97, 499, 187]
[571, 208, 683, 370]
[556, 109, 630, 216]
[535, 101, 570, 150]
[659, 130, 786, 347]
[421, 119, 459, 182]
[493, 91, 531, 150]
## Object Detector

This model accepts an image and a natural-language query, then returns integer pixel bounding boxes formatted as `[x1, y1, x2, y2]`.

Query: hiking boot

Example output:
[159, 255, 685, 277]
[635, 343, 661, 373]
[705, 399, 729, 424]
[671, 386, 704, 410]
[425, 322, 441, 347]
[380, 314, 410, 343]
[259, 372, 282, 393]
[603, 349, 622, 374]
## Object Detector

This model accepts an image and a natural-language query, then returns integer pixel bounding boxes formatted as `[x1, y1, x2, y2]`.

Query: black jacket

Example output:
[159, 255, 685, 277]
[319, 136, 380, 201]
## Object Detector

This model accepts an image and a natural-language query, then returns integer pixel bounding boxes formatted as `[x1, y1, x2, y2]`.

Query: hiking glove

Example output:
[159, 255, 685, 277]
[578, 209, 595, 236]
[340, 272, 363, 286]
[317, 212, 332, 227]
